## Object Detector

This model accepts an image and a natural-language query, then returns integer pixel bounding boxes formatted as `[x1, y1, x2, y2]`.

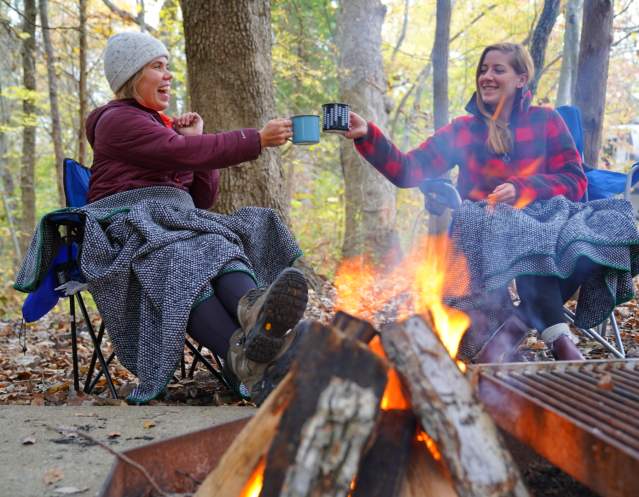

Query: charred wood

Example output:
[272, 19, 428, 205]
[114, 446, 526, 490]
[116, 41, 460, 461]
[381, 316, 530, 497]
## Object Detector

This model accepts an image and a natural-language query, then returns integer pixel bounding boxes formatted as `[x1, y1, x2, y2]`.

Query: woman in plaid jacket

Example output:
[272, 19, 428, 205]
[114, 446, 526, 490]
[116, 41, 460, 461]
[346, 43, 590, 362]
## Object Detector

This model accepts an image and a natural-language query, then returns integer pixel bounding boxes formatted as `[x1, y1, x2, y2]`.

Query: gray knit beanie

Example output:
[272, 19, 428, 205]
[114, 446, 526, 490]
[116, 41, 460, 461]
[104, 32, 169, 93]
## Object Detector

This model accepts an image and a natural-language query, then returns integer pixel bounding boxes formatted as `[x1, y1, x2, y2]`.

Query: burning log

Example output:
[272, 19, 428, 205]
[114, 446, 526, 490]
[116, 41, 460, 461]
[399, 432, 457, 497]
[195, 320, 388, 497]
[381, 315, 530, 497]
[351, 410, 416, 497]
[331, 310, 378, 343]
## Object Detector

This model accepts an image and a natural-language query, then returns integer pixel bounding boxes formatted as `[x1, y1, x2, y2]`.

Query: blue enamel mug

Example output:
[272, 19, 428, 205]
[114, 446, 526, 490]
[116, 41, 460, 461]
[290, 115, 320, 145]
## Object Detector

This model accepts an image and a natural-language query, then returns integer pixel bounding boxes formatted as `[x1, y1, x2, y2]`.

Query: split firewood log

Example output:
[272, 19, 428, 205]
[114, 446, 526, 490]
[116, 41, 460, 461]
[196, 321, 388, 497]
[351, 409, 415, 497]
[398, 432, 458, 497]
[381, 316, 530, 497]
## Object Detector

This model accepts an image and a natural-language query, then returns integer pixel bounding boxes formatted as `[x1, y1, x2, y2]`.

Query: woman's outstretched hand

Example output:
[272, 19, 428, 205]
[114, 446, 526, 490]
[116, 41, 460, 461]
[259, 118, 293, 148]
[344, 111, 368, 140]
[488, 183, 517, 205]
[174, 112, 204, 136]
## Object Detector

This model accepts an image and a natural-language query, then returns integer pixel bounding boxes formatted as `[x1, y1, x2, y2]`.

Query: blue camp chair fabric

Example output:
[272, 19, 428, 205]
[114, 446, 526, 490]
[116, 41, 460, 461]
[21, 244, 78, 322]
[556, 105, 585, 159]
[63, 158, 90, 207]
[557, 105, 639, 201]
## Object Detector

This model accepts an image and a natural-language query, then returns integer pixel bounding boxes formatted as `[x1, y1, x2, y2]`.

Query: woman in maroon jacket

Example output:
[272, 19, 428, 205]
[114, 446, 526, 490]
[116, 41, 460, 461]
[345, 43, 591, 363]
[87, 31, 307, 402]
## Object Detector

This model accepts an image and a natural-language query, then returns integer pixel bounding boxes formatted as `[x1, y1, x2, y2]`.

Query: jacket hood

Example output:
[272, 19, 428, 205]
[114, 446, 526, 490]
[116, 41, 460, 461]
[464, 86, 533, 120]
[86, 99, 164, 146]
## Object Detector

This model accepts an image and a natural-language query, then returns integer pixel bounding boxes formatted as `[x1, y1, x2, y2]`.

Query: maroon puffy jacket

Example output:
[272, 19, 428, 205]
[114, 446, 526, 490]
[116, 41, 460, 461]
[86, 99, 261, 208]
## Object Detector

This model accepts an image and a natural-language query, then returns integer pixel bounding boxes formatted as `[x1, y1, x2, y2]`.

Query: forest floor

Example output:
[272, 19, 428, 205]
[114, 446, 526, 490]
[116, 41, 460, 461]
[1, 281, 637, 497]
[1, 280, 638, 406]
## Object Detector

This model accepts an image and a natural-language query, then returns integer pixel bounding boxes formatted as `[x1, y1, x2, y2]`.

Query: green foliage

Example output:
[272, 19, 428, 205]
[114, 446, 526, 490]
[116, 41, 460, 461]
[1, 0, 639, 291]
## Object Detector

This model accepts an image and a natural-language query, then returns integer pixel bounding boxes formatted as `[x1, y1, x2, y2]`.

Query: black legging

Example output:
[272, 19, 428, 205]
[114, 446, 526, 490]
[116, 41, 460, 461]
[515, 257, 600, 332]
[187, 271, 257, 358]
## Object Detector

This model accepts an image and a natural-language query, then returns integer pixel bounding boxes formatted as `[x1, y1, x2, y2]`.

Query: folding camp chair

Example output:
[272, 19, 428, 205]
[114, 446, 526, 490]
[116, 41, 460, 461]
[420, 106, 639, 359]
[556, 105, 639, 358]
[20, 158, 232, 398]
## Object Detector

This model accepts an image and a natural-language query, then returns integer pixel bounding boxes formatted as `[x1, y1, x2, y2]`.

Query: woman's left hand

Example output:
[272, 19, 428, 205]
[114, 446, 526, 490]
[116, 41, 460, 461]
[174, 112, 204, 136]
[488, 183, 516, 204]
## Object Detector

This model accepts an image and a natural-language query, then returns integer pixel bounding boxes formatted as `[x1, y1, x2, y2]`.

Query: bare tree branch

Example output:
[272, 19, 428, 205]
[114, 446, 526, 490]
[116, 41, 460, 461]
[101, 0, 157, 34]
[390, 0, 410, 63]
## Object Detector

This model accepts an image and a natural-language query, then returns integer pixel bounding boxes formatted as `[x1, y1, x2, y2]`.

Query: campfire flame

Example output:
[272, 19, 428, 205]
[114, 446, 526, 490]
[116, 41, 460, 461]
[369, 335, 410, 410]
[335, 234, 470, 366]
[238, 456, 265, 497]
[417, 430, 442, 461]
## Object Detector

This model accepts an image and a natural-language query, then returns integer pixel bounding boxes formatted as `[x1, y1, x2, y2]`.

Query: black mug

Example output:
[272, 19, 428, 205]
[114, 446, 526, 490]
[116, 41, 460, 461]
[322, 103, 350, 134]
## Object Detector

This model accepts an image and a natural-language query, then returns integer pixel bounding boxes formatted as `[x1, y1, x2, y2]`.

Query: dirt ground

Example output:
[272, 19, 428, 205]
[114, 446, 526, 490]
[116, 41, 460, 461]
[1, 281, 636, 496]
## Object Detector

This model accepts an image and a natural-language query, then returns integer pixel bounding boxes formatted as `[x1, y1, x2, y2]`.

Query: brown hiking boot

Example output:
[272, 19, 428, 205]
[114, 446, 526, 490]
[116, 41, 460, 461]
[236, 268, 308, 363]
[474, 314, 529, 364]
[226, 326, 298, 398]
[550, 335, 584, 361]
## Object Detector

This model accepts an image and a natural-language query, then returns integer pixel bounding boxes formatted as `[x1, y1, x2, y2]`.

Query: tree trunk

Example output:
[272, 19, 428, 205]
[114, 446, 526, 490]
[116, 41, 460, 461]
[0, 81, 21, 264]
[428, 0, 452, 235]
[39, 0, 65, 205]
[556, 0, 583, 106]
[337, 0, 398, 260]
[19, 0, 37, 254]
[528, 0, 561, 96]
[575, 0, 613, 167]
[181, 0, 289, 221]
[77, 0, 88, 165]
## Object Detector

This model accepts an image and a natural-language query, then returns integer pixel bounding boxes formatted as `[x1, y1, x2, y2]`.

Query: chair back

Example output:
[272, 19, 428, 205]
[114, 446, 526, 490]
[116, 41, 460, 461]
[63, 158, 91, 208]
[21, 159, 89, 322]
[556, 105, 585, 160]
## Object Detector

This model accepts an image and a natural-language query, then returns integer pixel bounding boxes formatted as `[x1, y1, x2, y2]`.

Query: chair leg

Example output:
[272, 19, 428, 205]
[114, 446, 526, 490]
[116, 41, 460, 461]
[77, 294, 118, 399]
[84, 321, 105, 392]
[564, 308, 625, 359]
[184, 339, 229, 389]
[69, 295, 80, 393]
[610, 314, 626, 358]
[188, 345, 203, 379]
[180, 354, 186, 379]
[85, 352, 116, 394]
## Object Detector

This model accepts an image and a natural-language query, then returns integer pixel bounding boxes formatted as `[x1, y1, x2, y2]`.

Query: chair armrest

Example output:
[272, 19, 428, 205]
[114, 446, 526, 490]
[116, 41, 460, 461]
[625, 162, 639, 201]
[419, 178, 462, 215]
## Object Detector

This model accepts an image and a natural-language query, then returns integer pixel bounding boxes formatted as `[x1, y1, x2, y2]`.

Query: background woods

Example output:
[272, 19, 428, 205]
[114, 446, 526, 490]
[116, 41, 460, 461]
[1, 0, 639, 318]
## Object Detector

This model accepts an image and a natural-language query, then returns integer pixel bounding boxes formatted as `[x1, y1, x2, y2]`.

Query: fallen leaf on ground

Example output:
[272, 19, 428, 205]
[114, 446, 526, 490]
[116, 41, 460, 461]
[43, 467, 64, 485]
[142, 420, 156, 429]
[53, 486, 89, 495]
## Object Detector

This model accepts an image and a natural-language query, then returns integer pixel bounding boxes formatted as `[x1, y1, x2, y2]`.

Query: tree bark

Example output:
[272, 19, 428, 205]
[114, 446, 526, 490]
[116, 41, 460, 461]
[428, 0, 452, 235]
[337, 0, 398, 260]
[528, 0, 561, 96]
[381, 316, 530, 497]
[181, 0, 289, 221]
[556, 0, 583, 106]
[39, 0, 65, 205]
[77, 0, 87, 165]
[19, 0, 37, 254]
[0, 80, 21, 263]
[575, 0, 613, 168]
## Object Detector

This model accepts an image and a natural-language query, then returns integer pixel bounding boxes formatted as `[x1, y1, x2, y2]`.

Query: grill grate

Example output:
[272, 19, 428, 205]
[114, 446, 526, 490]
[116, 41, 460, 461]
[477, 359, 639, 497]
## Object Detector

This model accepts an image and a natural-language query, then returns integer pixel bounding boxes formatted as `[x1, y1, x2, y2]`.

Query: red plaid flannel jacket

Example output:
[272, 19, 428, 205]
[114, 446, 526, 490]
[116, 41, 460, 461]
[355, 93, 587, 204]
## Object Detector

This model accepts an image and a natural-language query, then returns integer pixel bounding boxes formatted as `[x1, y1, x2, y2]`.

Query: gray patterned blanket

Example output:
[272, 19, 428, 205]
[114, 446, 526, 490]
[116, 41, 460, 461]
[449, 196, 639, 335]
[15, 186, 302, 402]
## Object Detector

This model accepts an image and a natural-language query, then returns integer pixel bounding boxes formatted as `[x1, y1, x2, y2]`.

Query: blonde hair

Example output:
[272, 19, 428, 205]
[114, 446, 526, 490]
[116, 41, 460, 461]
[114, 68, 144, 100]
[475, 43, 534, 154]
